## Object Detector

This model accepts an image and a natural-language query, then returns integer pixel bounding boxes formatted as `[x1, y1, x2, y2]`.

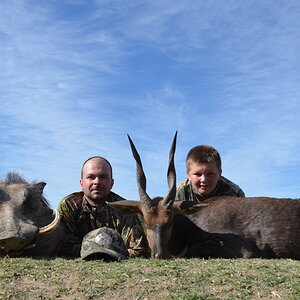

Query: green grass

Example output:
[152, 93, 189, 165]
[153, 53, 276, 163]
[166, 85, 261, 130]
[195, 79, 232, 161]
[0, 257, 299, 299]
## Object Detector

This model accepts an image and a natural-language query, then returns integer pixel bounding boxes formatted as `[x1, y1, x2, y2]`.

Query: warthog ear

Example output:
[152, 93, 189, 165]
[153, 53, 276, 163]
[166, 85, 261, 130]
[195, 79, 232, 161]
[172, 200, 209, 215]
[106, 200, 143, 215]
[35, 182, 47, 190]
[26, 182, 47, 198]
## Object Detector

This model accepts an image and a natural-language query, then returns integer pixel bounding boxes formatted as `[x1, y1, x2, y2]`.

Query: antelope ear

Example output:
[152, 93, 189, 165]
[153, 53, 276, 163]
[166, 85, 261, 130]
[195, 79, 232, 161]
[172, 200, 209, 215]
[106, 200, 143, 215]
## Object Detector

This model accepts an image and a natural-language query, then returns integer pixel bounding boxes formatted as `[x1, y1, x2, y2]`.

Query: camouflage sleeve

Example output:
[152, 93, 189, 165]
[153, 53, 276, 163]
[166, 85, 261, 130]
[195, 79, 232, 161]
[57, 198, 81, 258]
[219, 176, 246, 198]
[58, 197, 71, 221]
[176, 182, 185, 201]
[120, 214, 150, 258]
[175, 178, 191, 201]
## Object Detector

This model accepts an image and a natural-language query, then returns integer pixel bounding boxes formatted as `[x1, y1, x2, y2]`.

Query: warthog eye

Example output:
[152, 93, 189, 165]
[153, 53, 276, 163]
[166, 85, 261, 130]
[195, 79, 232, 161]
[22, 189, 38, 215]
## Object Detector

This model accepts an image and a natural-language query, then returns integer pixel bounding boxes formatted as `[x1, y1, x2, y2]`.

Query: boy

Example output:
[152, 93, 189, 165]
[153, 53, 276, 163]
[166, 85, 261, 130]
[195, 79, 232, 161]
[176, 145, 245, 202]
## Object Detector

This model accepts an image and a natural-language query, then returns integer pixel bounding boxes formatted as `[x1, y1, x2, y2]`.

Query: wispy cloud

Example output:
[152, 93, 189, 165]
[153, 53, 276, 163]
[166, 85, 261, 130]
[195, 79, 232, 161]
[1, 0, 300, 208]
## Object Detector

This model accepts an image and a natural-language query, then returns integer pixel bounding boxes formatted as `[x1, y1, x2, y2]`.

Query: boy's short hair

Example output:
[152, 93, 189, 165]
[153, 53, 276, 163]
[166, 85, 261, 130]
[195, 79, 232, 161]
[186, 145, 222, 172]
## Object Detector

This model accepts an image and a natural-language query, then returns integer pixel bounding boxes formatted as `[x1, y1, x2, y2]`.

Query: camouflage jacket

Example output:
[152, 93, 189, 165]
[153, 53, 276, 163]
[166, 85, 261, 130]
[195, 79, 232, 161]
[176, 176, 245, 202]
[58, 191, 150, 258]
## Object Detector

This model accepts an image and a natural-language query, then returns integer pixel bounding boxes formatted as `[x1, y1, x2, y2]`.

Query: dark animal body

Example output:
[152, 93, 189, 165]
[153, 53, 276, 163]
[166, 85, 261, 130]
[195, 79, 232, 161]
[108, 133, 300, 259]
[170, 196, 300, 259]
[0, 173, 66, 257]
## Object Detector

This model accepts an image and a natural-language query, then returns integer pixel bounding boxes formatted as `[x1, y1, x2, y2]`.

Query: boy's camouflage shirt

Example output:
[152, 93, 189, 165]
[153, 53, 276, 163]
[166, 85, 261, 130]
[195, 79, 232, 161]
[176, 176, 245, 202]
[58, 191, 150, 258]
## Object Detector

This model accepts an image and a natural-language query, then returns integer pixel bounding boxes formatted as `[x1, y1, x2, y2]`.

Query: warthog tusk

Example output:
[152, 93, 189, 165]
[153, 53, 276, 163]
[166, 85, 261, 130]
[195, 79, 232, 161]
[37, 209, 60, 236]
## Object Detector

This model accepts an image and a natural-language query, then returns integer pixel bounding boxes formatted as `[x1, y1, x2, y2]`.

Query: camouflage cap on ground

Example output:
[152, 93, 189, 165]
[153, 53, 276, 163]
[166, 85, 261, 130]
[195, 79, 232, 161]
[80, 227, 129, 261]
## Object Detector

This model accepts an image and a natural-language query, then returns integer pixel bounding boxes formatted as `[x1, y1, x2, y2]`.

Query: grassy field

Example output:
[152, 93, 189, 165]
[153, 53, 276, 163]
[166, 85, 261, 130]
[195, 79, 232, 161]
[0, 257, 299, 300]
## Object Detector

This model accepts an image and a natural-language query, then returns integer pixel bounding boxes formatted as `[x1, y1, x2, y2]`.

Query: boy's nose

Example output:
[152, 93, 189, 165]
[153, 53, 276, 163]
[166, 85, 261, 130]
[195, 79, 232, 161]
[200, 175, 208, 182]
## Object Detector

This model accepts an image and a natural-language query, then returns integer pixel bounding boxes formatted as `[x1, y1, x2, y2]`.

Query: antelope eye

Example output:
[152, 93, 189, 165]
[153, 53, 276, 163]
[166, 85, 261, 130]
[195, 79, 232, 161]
[161, 220, 173, 230]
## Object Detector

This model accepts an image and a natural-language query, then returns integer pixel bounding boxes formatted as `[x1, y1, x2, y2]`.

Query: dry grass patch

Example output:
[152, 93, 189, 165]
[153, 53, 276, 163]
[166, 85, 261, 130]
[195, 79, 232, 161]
[0, 257, 299, 299]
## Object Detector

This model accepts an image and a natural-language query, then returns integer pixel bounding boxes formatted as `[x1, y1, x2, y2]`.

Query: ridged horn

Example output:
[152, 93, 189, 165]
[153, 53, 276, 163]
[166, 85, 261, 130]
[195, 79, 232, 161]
[127, 135, 153, 211]
[161, 131, 177, 209]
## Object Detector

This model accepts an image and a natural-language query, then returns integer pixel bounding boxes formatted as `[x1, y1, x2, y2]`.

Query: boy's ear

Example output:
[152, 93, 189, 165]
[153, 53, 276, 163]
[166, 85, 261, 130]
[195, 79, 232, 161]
[186, 171, 191, 181]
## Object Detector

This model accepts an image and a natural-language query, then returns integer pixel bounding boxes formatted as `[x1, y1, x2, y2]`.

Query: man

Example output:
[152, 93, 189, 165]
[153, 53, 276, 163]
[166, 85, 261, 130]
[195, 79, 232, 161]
[58, 156, 149, 258]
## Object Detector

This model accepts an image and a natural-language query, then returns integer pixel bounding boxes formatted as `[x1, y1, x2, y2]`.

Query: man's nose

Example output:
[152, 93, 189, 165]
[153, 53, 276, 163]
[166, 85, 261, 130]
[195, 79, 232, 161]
[93, 177, 100, 184]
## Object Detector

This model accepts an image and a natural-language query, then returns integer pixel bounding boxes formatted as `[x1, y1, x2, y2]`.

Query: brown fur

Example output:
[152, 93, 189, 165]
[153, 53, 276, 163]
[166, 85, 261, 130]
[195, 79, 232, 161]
[109, 196, 300, 259]
[108, 133, 300, 259]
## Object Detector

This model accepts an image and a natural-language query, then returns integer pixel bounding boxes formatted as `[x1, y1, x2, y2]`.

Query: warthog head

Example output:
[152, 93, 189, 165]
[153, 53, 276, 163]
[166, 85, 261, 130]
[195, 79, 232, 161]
[0, 173, 62, 257]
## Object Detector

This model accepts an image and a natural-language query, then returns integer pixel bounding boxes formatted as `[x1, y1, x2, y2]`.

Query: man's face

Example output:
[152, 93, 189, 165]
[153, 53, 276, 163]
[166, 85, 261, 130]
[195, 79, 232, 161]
[80, 158, 114, 204]
[187, 162, 221, 195]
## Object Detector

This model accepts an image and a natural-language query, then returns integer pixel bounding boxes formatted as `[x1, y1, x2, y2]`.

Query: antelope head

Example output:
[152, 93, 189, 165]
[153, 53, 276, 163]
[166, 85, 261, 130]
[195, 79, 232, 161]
[107, 132, 207, 259]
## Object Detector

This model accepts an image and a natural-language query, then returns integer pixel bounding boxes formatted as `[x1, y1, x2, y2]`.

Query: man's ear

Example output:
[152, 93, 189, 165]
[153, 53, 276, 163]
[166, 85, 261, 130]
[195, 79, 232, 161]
[110, 178, 115, 189]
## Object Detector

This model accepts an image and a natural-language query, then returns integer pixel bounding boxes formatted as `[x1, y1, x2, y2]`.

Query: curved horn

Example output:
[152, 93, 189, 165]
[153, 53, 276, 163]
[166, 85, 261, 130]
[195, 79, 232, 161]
[127, 135, 153, 211]
[161, 131, 177, 209]
[37, 209, 61, 236]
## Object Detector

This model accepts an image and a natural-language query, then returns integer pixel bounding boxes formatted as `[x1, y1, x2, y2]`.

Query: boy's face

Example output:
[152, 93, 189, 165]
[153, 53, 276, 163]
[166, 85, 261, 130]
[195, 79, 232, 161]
[187, 162, 221, 195]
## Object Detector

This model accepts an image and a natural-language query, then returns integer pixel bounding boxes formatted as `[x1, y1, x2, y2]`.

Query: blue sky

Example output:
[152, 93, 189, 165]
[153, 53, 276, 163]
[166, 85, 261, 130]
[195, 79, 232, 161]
[1, 0, 300, 209]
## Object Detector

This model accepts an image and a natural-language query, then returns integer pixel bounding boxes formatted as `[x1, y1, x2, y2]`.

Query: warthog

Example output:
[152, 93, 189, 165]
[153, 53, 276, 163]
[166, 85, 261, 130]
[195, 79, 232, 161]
[108, 133, 300, 259]
[0, 172, 65, 257]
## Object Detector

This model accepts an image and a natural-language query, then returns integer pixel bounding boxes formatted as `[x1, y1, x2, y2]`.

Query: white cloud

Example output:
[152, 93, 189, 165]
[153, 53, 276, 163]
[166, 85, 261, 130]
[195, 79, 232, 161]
[1, 0, 300, 208]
